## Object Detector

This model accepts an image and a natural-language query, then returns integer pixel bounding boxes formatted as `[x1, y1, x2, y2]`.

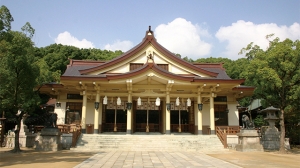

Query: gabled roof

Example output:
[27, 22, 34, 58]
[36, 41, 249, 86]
[61, 26, 246, 85]
[106, 62, 194, 81]
[77, 27, 217, 77]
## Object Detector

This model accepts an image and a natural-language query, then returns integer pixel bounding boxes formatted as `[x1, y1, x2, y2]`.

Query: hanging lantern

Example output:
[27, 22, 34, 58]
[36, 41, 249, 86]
[198, 103, 203, 111]
[137, 97, 142, 106]
[117, 97, 121, 106]
[94, 102, 100, 110]
[166, 103, 171, 111]
[155, 97, 160, 106]
[187, 98, 191, 107]
[126, 102, 132, 110]
[103, 96, 107, 105]
[176, 97, 180, 106]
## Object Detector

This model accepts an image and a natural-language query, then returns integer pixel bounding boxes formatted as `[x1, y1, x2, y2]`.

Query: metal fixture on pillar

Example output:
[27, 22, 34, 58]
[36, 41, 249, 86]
[166, 103, 171, 111]
[126, 102, 132, 110]
[225, 108, 229, 113]
[94, 102, 99, 110]
[56, 102, 61, 107]
[176, 97, 181, 132]
[198, 103, 203, 111]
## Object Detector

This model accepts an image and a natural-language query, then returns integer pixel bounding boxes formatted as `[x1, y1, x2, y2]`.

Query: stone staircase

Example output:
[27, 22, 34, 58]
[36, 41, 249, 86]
[72, 133, 226, 152]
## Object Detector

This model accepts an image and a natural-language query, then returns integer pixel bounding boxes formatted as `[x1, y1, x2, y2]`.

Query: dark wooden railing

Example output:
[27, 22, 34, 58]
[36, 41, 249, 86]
[135, 123, 160, 132]
[217, 126, 240, 135]
[216, 126, 240, 148]
[57, 124, 82, 147]
[71, 125, 81, 147]
[216, 126, 227, 148]
[102, 123, 127, 132]
[171, 124, 194, 133]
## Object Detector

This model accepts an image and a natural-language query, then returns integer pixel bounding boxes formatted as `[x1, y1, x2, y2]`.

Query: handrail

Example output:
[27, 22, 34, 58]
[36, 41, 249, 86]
[71, 125, 81, 147]
[217, 126, 240, 135]
[57, 124, 81, 147]
[216, 126, 227, 148]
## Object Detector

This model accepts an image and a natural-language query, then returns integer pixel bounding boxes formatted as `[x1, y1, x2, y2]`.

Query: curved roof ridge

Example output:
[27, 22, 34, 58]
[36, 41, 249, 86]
[150, 41, 218, 77]
[107, 62, 194, 82]
[79, 26, 218, 77]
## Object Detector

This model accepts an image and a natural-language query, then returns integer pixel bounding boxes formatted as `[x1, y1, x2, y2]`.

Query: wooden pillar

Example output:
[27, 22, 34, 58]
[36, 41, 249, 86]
[94, 91, 100, 134]
[197, 92, 203, 134]
[210, 92, 215, 134]
[81, 91, 87, 133]
[165, 92, 171, 134]
[126, 91, 132, 134]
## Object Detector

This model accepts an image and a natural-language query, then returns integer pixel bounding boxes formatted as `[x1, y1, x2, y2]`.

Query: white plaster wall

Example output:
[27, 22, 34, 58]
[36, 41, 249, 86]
[132, 54, 147, 63]
[202, 104, 210, 125]
[55, 102, 66, 125]
[228, 104, 239, 126]
[170, 65, 188, 74]
[153, 54, 167, 64]
[85, 101, 95, 125]
[109, 64, 129, 73]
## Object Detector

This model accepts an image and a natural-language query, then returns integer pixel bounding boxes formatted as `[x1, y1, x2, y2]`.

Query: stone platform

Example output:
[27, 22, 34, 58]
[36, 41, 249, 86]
[35, 128, 62, 151]
[235, 129, 263, 152]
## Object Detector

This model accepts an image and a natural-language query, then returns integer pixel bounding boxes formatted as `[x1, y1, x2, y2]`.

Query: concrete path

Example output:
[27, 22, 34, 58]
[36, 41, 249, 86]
[74, 151, 241, 168]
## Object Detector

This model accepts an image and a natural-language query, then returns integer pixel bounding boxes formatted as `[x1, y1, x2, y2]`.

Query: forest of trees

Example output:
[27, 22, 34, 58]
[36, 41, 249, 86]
[0, 5, 299, 153]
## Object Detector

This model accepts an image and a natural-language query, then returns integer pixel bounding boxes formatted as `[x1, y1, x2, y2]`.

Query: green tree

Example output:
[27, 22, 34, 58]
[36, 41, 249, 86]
[240, 35, 300, 153]
[0, 5, 13, 35]
[0, 6, 42, 153]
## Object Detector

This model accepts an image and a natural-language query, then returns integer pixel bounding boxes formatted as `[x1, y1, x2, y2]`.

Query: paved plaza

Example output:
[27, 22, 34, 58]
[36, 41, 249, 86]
[1, 147, 300, 168]
[74, 151, 240, 168]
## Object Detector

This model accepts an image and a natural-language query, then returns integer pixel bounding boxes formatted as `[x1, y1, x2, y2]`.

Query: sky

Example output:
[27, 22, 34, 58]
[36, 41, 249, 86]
[1, 0, 300, 60]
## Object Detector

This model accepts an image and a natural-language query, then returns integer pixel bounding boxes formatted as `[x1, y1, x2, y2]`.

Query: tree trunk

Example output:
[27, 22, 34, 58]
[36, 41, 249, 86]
[279, 109, 286, 153]
[11, 112, 24, 153]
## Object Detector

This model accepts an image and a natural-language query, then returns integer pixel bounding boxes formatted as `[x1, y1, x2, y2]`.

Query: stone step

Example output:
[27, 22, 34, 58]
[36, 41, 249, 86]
[72, 133, 226, 151]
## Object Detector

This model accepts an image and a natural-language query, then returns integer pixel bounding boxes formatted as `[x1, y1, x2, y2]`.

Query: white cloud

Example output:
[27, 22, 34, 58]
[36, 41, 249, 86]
[155, 18, 212, 60]
[104, 40, 134, 52]
[215, 20, 300, 60]
[55, 31, 94, 48]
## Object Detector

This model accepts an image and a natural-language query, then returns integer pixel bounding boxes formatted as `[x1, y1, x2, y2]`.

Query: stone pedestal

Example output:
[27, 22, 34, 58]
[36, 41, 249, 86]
[16, 120, 36, 147]
[35, 128, 62, 151]
[61, 133, 72, 150]
[236, 129, 264, 152]
[260, 106, 280, 151]
[261, 126, 280, 150]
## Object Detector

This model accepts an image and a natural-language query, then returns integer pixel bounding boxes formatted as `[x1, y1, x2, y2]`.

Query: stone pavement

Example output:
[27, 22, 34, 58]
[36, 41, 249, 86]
[74, 151, 241, 168]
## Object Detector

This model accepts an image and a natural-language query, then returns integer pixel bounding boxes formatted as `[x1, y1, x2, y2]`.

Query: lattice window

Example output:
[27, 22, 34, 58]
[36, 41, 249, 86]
[157, 64, 168, 71]
[130, 63, 143, 71]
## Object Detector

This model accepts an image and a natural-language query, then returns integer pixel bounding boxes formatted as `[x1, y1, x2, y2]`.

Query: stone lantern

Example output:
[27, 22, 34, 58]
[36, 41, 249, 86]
[259, 106, 280, 150]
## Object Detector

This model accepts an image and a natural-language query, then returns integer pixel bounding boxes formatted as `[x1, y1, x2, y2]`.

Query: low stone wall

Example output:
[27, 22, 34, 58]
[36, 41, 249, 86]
[5, 130, 72, 150]
[227, 135, 238, 148]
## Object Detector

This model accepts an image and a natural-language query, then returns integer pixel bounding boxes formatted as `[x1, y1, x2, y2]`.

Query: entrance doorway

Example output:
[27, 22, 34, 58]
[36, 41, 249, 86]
[102, 109, 127, 132]
[170, 110, 191, 133]
[134, 110, 161, 132]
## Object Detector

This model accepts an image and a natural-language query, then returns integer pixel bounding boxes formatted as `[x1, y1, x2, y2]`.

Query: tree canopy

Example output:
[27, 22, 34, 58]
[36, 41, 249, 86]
[240, 35, 300, 153]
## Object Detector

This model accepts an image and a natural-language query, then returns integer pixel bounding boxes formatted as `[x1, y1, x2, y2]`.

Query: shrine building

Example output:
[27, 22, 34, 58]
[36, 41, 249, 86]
[41, 26, 254, 134]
